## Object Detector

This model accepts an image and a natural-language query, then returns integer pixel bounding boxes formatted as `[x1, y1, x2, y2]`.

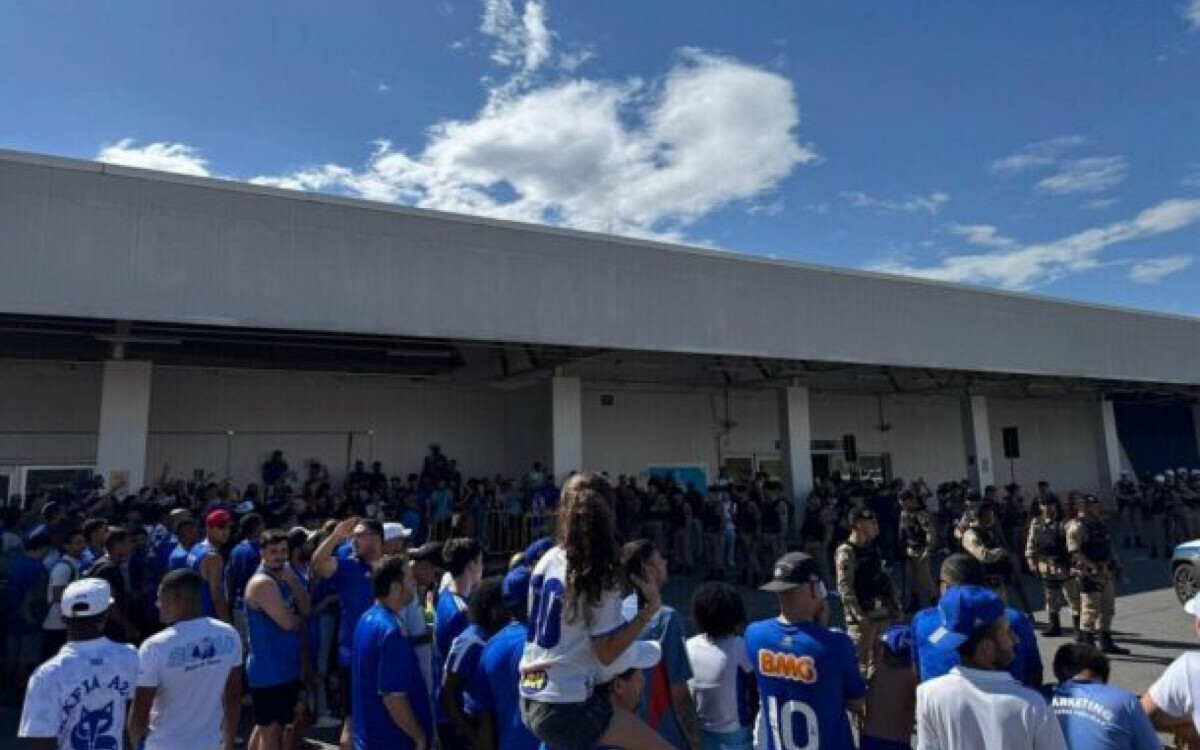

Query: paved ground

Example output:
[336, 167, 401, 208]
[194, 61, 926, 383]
[0, 549, 1190, 749]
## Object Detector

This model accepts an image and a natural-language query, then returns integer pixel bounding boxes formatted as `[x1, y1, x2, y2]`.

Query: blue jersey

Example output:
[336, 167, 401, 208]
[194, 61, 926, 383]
[352, 603, 433, 750]
[475, 621, 539, 750]
[245, 570, 301, 688]
[168, 542, 192, 572]
[4, 555, 45, 634]
[913, 605, 1042, 686]
[186, 540, 223, 618]
[620, 597, 693, 749]
[226, 540, 261, 613]
[1051, 680, 1162, 750]
[329, 556, 375, 667]
[434, 588, 469, 724]
[444, 623, 487, 717]
[744, 618, 866, 750]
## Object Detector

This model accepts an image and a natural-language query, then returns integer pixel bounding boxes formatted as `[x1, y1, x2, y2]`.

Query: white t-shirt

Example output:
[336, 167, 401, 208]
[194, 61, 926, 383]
[518, 545, 626, 703]
[19, 637, 139, 748]
[686, 634, 752, 734]
[137, 617, 242, 750]
[916, 666, 1068, 750]
[42, 556, 80, 631]
[1148, 650, 1200, 731]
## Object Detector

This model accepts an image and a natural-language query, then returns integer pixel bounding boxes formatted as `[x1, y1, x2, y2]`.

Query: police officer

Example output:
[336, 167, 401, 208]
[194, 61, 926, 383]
[1024, 500, 1079, 637]
[835, 507, 900, 676]
[1113, 471, 1144, 549]
[961, 501, 1033, 616]
[1066, 494, 1129, 655]
[1145, 473, 1169, 558]
[898, 489, 936, 612]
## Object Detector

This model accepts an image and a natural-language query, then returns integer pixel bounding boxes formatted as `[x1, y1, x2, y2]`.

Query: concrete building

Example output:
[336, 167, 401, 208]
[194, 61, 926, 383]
[2, 149, 1200, 507]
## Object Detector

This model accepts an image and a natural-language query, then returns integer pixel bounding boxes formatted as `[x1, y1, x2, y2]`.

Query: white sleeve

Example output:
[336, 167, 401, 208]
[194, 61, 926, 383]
[915, 685, 940, 750]
[588, 590, 626, 636]
[18, 665, 60, 738]
[137, 640, 161, 688]
[48, 561, 73, 588]
[1148, 654, 1196, 721]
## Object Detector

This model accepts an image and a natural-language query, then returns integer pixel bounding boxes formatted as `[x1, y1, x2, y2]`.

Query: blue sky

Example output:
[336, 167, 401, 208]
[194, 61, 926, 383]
[3, 1, 1200, 315]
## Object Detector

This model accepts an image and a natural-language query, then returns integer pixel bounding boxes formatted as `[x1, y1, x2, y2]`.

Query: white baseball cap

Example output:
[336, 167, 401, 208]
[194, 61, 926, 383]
[1185, 593, 1200, 619]
[383, 522, 412, 542]
[597, 641, 661, 683]
[61, 578, 114, 619]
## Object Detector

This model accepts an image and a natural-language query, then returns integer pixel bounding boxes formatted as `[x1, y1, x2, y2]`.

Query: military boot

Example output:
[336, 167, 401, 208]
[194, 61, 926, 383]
[1045, 612, 1062, 637]
[1100, 633, 1130, 655]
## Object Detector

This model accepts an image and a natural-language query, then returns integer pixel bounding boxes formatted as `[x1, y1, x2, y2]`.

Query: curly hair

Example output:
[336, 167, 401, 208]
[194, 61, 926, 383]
[556, 472, 621, 626]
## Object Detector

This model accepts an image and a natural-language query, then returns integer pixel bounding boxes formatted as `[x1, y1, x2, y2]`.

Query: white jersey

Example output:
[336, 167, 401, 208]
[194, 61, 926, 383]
[42, 555, 80, 631]
[19, 637, 139, 749]
[518, 545, 625, 703]
[137, 617, 242, 750]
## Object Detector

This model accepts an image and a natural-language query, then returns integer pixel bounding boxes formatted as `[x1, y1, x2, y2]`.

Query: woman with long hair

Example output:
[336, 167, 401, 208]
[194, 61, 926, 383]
[519, 473, 673, 750]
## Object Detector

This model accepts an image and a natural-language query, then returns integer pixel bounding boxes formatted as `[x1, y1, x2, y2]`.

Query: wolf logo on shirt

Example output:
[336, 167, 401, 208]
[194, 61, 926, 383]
[69, 701, 117, 750]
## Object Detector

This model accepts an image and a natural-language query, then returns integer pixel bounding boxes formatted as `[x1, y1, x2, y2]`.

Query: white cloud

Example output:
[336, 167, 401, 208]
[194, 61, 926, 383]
[1035, 156, 1128, 195]
[1129, 254, 1195, 283]
[252, 48, 812, 239]
[1184, 165, 1200, 188]
[96, 139, 211, 177]
[945, 223, 1015, 249]
[482, 0, 551, 75]
[989, 135, 1089, 175]
[1081, 197, 1118, 210]
[873, 198, 1200, 290]
[842, 190, 949, 215]
[376, 82, 391, 93]
[98, 3, 812, 243]
[1185, 0, 1200, 30]
[558, 47, 594, 73]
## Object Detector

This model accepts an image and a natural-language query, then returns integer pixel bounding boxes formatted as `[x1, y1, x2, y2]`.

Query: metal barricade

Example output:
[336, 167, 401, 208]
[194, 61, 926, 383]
[484, 510, 557, 560]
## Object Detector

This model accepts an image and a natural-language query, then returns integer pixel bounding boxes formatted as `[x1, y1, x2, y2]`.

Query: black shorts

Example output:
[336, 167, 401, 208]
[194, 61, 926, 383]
[338, 665, 354, 716]
[251, 680, 300, 727]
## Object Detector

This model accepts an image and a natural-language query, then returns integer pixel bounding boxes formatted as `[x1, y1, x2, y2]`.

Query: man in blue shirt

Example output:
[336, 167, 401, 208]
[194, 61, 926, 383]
[352, 554, 432, 750]
[227, 513, 264, 640]
[434, 538, 484, 740]
[476, 565, 540, 750]
[4, 531, 51, 700]
[619, 540, 702, 750]
[913, 553, 1043, 688]
[747, 552, 866, 750]
[167, 517, 199, 572]
[1051, 643, 1162, 750]
[313, 516, 385, 750]
[441, 576, 510, 749]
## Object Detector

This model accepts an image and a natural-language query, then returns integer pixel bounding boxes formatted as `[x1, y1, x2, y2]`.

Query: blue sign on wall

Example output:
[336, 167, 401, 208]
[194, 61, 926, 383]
[645, 465, 709, 496]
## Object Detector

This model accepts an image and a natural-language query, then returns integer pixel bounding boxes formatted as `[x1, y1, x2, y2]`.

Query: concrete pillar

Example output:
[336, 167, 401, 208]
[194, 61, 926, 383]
[95, 360, 152, 493]
[551, 375, 582, 483]
[778, 385, 813, 522]
[961, 394, 995, 490]
[1099, 399, 1123, 489]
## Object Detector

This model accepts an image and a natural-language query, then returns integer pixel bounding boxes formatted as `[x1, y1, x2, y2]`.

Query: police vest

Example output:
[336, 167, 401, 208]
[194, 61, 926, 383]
[1080, 519, 1111, 564]
[1031, 520, 1067, 561]
[971, 526, 1010, 577]
[850, 542, 890, 605]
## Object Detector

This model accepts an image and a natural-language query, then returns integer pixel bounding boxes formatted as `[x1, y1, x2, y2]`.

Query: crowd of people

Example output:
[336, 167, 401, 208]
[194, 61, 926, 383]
[3, 445, 1200, 750]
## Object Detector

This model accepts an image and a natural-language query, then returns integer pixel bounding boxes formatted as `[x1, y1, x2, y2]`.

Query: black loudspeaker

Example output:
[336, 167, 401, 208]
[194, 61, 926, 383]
[842, 434, 858, 462]
[1002, 427, 1021, 459]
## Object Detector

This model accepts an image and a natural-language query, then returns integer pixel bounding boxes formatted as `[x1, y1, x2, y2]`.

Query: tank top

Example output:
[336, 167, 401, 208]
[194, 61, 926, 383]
[186, 540, 221, 618]
[245, 569, 301, 688]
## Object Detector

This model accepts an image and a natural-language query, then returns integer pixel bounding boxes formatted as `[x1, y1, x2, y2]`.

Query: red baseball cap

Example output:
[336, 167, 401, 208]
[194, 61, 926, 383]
[205, 509, 232, 528]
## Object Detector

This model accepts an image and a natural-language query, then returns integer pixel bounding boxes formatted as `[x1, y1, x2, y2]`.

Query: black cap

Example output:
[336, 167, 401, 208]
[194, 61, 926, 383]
[848, 507, 876, 525]
[760, 552, 823, 592]
[409, 540, 444, 563]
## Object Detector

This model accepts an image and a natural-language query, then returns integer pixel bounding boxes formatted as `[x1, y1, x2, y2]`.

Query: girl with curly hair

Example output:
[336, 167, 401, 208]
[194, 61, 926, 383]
[519, 472, 672, 750]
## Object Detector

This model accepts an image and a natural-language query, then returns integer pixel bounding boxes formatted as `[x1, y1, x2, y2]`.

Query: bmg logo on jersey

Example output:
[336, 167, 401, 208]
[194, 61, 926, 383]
[758, 649, 819, 683]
